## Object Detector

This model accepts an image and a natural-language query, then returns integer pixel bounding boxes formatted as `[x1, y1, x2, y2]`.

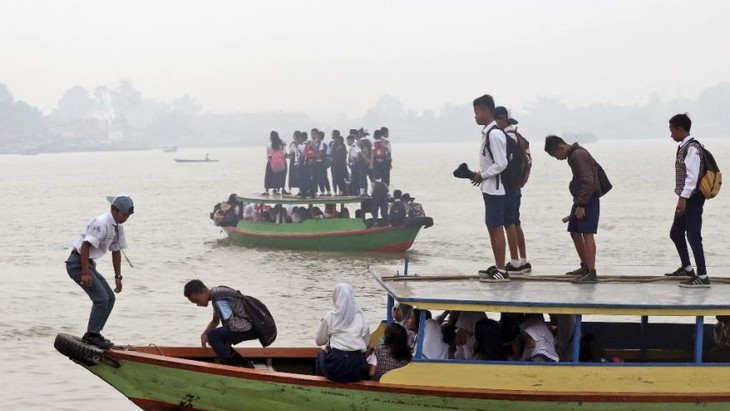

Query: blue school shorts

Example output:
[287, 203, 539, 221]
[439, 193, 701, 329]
[567, 195, 600, 234]
[483, 193, 505, 229]
[504, 189, 521, 226]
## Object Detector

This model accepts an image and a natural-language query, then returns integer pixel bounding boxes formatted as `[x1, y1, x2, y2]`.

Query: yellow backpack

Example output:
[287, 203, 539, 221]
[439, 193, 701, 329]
[693, 141, 722, 199]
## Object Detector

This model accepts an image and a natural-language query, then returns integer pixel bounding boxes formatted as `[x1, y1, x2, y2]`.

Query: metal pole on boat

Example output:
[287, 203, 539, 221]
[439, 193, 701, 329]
[694, 316, 704, 364]
[571, 314, 582, 364]
[386, 295, 394, 324]
[640, 315, 648, 363]
[414, 309, 428, 359]
[404, 258, 409, 276]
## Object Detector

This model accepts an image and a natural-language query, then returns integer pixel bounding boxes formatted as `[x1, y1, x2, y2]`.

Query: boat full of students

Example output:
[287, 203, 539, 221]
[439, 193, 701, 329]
[209, 126, 433, 252]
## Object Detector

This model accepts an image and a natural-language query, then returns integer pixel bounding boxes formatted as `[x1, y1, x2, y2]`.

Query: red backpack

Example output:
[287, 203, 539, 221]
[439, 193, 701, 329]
[373, 140, 388, 162]
[303, 142, 317, 160]
[270, 150, 286, 173]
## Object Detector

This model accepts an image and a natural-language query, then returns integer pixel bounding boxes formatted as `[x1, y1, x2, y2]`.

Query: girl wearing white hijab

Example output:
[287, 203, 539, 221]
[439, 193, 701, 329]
[421, 319, 450, 360]
[520, 317, 560, 363]
[315, 283, 371, 382]
[454, 311, 487, 360]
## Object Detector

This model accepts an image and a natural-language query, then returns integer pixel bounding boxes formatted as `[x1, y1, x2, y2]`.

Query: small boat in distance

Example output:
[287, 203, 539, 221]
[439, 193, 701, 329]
[211, 194, 433, 252]
[174, 153, 218, 163]
[162, 145, 178, 152]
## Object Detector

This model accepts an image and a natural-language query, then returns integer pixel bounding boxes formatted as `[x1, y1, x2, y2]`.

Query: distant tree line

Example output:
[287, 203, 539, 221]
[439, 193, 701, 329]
[1, 80, 729, 152]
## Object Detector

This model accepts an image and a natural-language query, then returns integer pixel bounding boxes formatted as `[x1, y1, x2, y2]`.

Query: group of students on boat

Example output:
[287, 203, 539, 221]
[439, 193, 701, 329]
[263, 127, 393, 198]
[470, 94, 716, 289]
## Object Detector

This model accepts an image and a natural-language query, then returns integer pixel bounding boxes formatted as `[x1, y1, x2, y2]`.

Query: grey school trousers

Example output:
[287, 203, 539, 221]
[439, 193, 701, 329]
[66, 251, 116, 335]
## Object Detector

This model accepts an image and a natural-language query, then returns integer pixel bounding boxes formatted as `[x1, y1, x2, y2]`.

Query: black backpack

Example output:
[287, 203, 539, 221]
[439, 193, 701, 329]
[389, 201, 406, 226]
[484, 125, 523, 190]
[238, 293, 277, 347]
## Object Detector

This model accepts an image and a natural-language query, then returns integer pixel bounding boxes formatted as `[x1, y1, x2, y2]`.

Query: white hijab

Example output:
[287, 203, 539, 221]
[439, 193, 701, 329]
[394, 303, 413, 328]
[327, 283, 369, 337]
[422, 319, 449, 360]
[521, 318, 560, 362]
[454, 311, 487, 360]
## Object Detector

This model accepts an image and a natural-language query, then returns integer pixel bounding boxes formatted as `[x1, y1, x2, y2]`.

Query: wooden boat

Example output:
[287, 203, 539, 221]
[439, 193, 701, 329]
[55, 265, 730, 410]
[162, 146, 178, 153]
[217, 195, 433, 252]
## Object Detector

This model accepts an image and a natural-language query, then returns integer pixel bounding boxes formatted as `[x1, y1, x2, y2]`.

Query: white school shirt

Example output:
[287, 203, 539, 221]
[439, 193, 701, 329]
[478, 121, 508, 195]
[679, 135, 701, 199]
[348, 143, 361, 167]
[72, 212, 127, 260]
[315, 311, 370, 352]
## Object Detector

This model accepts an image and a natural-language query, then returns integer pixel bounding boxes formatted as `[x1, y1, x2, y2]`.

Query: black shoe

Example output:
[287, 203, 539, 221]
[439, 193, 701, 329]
[225, 352, 255, 368]
[82, 333, 114, 349]
[478, 266, 510, 282]
[572, 269, 598, 284]
[665, 267, 694, 277]
[453, 162, 474, 179]
[566, 263, 589, 276]
[505, 262, 524, 274]
[679, 275, 711, 288]
[520, 262, 532, 273]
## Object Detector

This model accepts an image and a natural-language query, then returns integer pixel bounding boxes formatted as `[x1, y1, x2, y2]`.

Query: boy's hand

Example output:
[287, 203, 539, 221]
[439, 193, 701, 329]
[114, 278, 123, 293]
[200, 332, 209, 348]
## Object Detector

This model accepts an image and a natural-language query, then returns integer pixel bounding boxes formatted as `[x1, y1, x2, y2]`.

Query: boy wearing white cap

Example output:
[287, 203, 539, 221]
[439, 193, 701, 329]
[65, 194, 134, 348]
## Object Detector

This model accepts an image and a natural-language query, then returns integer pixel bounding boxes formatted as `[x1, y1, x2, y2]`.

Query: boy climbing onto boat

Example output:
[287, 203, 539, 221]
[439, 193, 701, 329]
[666, 113, 711, 288]
[184, 279, 259, 368]
[65, 194, 134, 348]
[470, 94, 509, 282]
[544, 136, 600, 283]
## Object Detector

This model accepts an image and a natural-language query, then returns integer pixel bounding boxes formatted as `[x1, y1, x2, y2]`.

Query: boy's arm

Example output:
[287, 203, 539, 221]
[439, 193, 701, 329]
[481, 130, 508, 179]
[201, 317, 220, 348]
[111, 250, 122, 293]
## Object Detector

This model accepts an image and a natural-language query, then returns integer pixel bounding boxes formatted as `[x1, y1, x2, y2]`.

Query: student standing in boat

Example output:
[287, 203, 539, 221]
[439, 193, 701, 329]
[315, 131, 332, 196]
[299, 131, 316, 198]
[470, 94, 509, 281]
[184, 279, 257, 368]
[65, 195, 134, 348]
[330, 131, 349, 196]
[347, 134, 362, 196]
[544, 135, 600, 283]
[666, 113, 711, 288]
[371, 130, 391, 187]
[493, 107, 531, 274]
[380, 126, 392, 185]
[264, 131, 287, 196]
[315, 283, 371, 382]
[288, 131, 302, 196]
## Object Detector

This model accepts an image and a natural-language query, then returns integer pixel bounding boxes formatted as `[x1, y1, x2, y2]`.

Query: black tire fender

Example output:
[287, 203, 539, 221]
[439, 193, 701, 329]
[54, 333, 105, 366]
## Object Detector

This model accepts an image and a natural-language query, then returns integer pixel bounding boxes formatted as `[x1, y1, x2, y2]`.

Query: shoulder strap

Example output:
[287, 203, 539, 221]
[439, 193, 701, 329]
[483, 125, 508, 159]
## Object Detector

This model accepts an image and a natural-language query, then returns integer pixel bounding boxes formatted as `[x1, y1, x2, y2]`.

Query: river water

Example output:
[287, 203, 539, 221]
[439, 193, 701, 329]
[1, 138, 729, 410]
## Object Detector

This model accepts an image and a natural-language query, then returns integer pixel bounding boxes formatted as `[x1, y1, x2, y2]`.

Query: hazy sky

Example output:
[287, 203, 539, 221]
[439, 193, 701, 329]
[2, 0, 729, 117]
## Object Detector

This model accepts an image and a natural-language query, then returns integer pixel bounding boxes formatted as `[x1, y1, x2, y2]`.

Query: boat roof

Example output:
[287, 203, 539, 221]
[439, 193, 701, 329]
[370, 265, 730, 316]
[236, 195, 365, 205]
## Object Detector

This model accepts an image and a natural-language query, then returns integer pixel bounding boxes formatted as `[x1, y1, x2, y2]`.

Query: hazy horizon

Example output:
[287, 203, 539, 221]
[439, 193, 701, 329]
[2, 0, 730, 118]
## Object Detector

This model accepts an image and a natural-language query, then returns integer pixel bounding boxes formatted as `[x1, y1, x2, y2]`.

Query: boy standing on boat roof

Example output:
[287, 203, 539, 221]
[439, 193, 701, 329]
[184, 279, 258, 368]
[544, 136, 600, 284]
[470, 94, 509, 282]
[65, 194, 134, 348]
[493, 106, 531, 275]
[666, 113, 711, 288]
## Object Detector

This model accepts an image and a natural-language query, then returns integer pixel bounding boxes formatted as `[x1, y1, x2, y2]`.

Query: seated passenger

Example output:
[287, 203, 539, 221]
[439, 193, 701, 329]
[392, 302, 413, 328]
[312, 206, 324, 219]
[389, 193, 406, 227]
[315, 283, 370, 382]
[367, 323, 412, 381]
[454, 311, 487, 360]
[406, 309, 432, 351]
[324, 204, 336, 218]
[422, 319, 450, 360]
[291, 206, 303, 223]
[339, 207, 350, 218]
[519, 317, 560, 363]
[706, 316, 730, 362]
[549, 314, 576, 362]
[472, 318, 505, 361]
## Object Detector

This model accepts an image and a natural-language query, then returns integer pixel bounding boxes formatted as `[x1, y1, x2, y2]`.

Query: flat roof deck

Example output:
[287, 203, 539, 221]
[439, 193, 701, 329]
[237, 195, 365, 205]
[370, 265, 730, 316]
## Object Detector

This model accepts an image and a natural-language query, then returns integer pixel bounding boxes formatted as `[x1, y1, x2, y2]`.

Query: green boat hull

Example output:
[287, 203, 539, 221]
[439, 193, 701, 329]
[224, 219, 425, 252]
[80, 358, 730, 411]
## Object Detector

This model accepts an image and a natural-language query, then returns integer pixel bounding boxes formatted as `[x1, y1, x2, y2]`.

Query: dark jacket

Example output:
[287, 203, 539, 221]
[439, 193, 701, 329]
[567, 144, 597, 207]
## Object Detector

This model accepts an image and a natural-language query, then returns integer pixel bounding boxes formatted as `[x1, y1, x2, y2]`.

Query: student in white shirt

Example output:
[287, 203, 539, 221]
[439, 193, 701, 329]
[315, 283, 371, 382]
[470, 94, 509, 282]
[65, 195, 134, 349]
[667, 113, 711, 288]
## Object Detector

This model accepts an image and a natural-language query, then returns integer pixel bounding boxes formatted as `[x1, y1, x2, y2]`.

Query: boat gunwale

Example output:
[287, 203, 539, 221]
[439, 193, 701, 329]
[102, 347, 730, 403]
[226, 223, 417, 240]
